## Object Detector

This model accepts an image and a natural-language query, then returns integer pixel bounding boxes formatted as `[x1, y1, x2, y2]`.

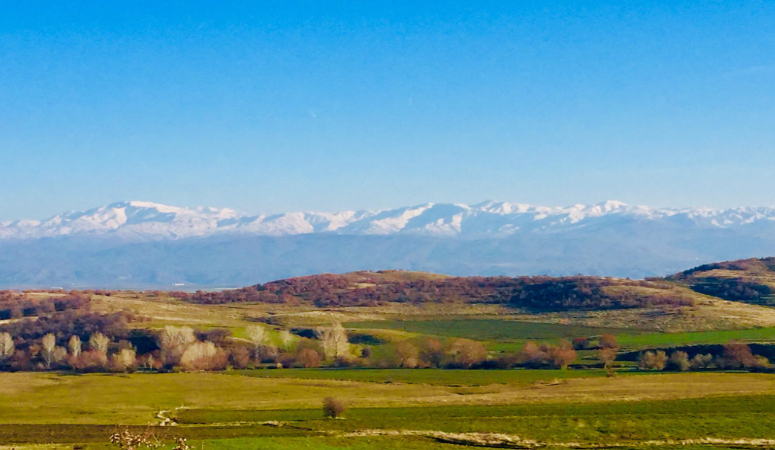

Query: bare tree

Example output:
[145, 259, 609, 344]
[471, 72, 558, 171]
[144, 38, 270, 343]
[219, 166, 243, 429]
[598, 348, 617, 368]
[447, 338, 487, 368]
[279, 329, 294, 351]
[89, 332, 111, 354]
[668, 351, 690, 371]
[638, 350, 667, 370]
[395, 340, 419, 368]
[690, 353, 714, 370]
[296, 348, 321, 368]
[41, 333, 57, 368]
[547, 340, 577, 369]
[0, 332, 14, 363]
[158, 326, 195, 367]
[317, 323, 349, 360]
[112, 348, 137, 372]
[598, 334, 619, 350]
[246, 324, 266, 362]
[181, 341, 224, 371]
[68, 335, 82, 358]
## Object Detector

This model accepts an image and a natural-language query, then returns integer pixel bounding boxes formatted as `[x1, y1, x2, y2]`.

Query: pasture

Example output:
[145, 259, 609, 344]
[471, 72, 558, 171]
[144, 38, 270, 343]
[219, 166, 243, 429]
[2, 371, 775, 449]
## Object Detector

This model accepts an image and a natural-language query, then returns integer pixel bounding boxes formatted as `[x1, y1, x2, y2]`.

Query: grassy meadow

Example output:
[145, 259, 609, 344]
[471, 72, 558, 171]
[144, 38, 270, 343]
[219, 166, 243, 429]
[1, 370, 775, 449]
[4, 288, 775, 449]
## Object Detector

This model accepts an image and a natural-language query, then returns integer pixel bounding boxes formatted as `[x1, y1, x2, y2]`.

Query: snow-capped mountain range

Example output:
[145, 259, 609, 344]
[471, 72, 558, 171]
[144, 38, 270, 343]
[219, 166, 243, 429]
[3, 200, 775, 240]
[3, 199, 775, 288]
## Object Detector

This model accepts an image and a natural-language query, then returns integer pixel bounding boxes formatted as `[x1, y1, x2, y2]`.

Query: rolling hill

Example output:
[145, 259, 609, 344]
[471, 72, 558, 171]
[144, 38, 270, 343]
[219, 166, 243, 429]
[169, 258, 775, 332]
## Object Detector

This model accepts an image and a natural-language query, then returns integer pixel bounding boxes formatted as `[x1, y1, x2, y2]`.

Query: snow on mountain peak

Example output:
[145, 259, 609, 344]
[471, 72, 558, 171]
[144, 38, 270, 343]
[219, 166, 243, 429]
[2, 200, 775, 240]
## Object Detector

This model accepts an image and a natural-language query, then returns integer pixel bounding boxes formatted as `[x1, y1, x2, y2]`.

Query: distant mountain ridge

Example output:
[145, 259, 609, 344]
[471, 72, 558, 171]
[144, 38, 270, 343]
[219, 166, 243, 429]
[3, 200, 775, 240]
[2, 200, 775, 288]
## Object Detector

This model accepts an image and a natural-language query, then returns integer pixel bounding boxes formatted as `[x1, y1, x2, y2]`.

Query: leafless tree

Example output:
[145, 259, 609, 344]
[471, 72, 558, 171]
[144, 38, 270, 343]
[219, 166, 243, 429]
[158, 326, 195, 366]
[89, 332, 111, 354]
[41, 333, 57, 368]
[68, 335, 82, 357]
[638, 350, 667, 370]
[246, 324, 267, 361]
[395, 340, 419, 368]
[317, 322, 349, 360]
[0, 332, 14, 363]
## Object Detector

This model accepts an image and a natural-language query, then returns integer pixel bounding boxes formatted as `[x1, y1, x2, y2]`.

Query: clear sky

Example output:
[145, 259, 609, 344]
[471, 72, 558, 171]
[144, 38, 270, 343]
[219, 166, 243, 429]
[1, 1, 774, 221]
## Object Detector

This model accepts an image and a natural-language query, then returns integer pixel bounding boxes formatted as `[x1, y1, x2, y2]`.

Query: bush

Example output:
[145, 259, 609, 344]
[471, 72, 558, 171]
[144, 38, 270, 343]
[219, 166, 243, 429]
[599, 334, 619, 350]
[667, 351, 690, 371]
[323, 397, 347, 418]
[638, 350, 667, 370]
[296, 348, 321, 368]
[598, 348, 617, 368]
[690, 353, 714, 370]
[572, 337, 591, 350]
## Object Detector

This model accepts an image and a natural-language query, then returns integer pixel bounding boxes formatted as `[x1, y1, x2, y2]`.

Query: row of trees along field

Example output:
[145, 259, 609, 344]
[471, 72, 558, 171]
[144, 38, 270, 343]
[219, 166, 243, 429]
[1, 311, 772, 373]
[637, 342, 771, 371]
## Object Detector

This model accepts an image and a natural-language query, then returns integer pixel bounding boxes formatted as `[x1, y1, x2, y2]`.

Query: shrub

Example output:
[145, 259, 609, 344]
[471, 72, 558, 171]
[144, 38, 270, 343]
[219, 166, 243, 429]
[638, 350, 667, 370]
[690, 353, 714, 370]
[599, 334, 619, 350]
[572, 337, 591, 350]
[667, 351, 690, 371]
[447, 338, 488, 368]
[229, 346, 251, 369]
[598, 348, 617, 368]
[296, 348, 321, 368]
[323, 397, 347, 418]
[546, 340, 576, 369]
[716, 341, 762, 369]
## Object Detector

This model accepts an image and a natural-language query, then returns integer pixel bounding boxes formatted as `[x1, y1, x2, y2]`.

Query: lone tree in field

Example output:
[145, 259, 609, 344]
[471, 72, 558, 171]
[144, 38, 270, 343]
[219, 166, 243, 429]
[0, 332, 14, 363]
[323, 397, 347, 418]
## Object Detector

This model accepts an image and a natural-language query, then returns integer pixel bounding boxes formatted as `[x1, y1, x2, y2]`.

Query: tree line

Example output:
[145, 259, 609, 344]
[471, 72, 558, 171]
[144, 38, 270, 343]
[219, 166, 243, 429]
[171, 272, 695, 311]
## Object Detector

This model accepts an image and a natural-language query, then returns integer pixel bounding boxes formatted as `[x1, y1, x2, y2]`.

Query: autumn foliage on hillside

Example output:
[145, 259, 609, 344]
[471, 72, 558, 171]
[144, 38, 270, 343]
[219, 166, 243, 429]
[173, 270, 695, 311]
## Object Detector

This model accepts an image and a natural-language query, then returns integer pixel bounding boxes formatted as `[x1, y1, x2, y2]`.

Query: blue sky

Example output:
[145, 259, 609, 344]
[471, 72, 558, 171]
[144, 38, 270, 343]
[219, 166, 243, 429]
[1, 1, 773, 220]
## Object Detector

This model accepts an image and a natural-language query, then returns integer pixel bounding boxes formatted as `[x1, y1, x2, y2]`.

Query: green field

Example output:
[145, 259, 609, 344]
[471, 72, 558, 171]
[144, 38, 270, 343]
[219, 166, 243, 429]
[177, 395, 775, 441]
[346, 319, 636, 340]
[616, 326, 775, 348]
[231, 367, 613, 385]
[3, 371, 775, 449]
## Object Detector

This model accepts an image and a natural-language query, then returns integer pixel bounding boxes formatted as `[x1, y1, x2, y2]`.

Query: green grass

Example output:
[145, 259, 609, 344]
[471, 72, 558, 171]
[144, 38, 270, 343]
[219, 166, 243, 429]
[189, 436, 460, 450]
[4, 371, 775, 448]
[346, 319, 637, 342]
[231, 368, 610, 385]
[616, 327, 775, 349]
[177, 395, 775, 442]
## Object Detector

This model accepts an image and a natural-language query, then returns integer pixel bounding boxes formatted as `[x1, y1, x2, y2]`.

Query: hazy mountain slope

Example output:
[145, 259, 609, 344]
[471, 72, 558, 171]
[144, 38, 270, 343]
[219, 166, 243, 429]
[2, 200, 775, 288]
